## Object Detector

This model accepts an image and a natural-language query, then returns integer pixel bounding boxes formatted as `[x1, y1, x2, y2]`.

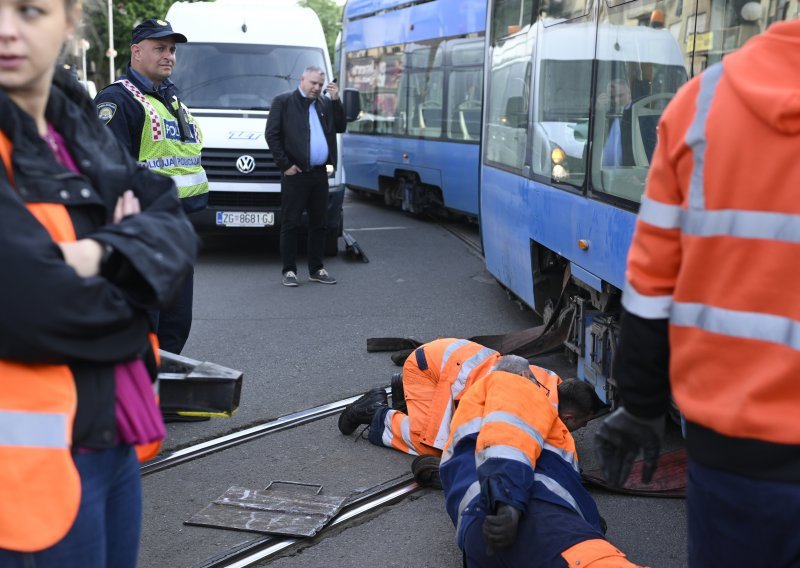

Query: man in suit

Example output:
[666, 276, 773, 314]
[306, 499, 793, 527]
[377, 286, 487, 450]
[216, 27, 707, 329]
[265, 66, 346, 287]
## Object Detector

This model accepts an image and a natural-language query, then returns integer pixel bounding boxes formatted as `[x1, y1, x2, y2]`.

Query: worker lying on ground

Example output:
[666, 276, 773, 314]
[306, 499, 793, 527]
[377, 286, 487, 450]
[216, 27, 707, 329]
[441, 355, 646, 568]
[337, 338, 569, 461]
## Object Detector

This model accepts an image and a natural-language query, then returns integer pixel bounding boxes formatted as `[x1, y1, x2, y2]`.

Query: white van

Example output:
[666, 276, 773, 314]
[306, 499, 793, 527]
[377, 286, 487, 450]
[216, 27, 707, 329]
[166, 0, 352, 254]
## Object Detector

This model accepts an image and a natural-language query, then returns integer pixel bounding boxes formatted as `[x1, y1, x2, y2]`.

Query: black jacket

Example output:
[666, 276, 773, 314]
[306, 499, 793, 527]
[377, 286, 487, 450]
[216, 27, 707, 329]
[265, 89, 346, 173]
[0, 69, 198, 448]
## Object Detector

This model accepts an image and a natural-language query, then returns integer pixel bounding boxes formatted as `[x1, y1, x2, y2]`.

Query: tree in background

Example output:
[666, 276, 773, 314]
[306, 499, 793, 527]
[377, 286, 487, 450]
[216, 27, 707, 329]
[298, 0, 343, 65]
[77, 0, 199, 89]
[72, 0, 340, 89]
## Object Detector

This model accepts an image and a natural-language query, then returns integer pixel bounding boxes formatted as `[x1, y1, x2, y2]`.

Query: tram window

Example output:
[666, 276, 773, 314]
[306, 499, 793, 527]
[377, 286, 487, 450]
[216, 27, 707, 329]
[346, 50, 376, 133]
[485, 45, 530, 171]
[589, 15, 687, 204]
[491, 0, 537, 44]
[345, 44, 406, 135]
[408, 70, 444, 138]
[530, 58, 592, 186]
[406, 41, 444, 69]
[447, 68, 483, 141]
[528, 17, 595, 188]
[694, 0, 793, 71]
[450, 38, 484, 66]
[541, 0, 591, 24]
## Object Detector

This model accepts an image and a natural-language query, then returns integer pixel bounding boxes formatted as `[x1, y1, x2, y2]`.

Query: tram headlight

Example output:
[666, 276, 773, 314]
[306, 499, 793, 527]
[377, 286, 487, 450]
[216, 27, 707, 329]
[552, 164, 569, 182]
[551, 147, 566, 165]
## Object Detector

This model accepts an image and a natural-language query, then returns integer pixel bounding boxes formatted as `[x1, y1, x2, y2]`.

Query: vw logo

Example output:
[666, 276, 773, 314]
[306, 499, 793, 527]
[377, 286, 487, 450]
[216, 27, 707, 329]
[236, 154, 256, 174]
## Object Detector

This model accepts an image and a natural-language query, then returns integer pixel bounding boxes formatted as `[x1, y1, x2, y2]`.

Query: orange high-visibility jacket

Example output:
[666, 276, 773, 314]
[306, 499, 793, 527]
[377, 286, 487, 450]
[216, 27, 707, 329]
[376, 337, 562, 456]
[405, 338, 502, 451]
[0, 130, 82, 552]
[621, 22, 800, 457]
[0, 131, 160, 552]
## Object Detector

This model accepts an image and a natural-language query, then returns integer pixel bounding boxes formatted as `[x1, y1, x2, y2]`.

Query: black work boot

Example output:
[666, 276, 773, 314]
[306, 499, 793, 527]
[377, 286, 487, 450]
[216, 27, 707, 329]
[412, 454, 443, 489]
[391, 371, 407, 412]
[338, 387, 388, 435]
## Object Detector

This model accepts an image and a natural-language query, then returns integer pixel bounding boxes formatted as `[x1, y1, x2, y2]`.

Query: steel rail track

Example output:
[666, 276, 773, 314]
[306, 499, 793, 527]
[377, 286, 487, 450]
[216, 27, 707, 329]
[439, 222, 482, 257]
[194, 476, 421, 568]
[141, 389, 389, 476]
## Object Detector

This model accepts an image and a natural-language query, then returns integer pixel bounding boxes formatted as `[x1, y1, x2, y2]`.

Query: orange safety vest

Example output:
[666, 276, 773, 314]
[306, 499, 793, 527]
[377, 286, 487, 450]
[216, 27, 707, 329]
[407, 338, 502, 450]
[622, 39, 800, 445]
[0, 130, 159, 552]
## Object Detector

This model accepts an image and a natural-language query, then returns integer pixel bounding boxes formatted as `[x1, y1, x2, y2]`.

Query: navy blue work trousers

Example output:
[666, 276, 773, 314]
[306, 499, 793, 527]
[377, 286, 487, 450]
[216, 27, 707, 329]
[156, 265, 193, 355]
[688, 459, 800, 567]
[0, 445, 142, 568]
[153, 193, 203, 355]
[280, 167, 328, 276]
[461, 499, 605, 568]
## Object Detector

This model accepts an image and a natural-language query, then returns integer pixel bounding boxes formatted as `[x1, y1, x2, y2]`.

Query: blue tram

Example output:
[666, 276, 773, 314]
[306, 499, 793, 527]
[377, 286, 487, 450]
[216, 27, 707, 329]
[479, 0, 792, 402]
[340, 0, 487, 220]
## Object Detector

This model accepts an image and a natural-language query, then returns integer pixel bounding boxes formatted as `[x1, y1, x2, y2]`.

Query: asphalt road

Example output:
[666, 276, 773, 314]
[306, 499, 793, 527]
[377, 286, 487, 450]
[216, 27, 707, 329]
[138, 191, 687, 568]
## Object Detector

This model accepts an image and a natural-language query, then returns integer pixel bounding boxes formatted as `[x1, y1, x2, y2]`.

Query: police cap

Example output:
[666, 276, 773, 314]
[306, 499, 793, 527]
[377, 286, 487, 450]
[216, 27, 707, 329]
[131, 19, 188, 45]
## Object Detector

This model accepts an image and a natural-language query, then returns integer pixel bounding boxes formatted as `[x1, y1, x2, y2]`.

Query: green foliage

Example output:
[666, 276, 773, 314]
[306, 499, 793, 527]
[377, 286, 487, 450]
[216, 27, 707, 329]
[298, 0, 343, 64]
[79, 0, 341, 88]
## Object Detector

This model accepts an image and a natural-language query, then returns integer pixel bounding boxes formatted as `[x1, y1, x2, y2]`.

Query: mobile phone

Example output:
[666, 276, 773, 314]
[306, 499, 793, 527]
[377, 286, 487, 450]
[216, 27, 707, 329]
[324, 78, 337, 95]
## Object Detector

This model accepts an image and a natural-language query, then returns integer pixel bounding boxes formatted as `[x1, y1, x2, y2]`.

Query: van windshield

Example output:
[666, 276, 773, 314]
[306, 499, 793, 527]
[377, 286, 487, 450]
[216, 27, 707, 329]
[171, 43, 327, 110]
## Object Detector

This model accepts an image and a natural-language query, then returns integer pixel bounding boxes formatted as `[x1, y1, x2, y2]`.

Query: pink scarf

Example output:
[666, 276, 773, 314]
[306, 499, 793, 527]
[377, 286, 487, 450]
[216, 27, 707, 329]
[115, 359, 166, 445]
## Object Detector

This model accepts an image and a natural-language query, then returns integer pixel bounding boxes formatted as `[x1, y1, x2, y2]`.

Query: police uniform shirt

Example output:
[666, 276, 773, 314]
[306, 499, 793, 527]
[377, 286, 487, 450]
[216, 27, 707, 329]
[94, 67, 180, 158]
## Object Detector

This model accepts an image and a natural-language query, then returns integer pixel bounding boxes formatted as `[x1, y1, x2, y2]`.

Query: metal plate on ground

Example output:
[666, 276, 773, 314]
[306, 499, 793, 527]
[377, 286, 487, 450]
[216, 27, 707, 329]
[185, 483, 347, 538]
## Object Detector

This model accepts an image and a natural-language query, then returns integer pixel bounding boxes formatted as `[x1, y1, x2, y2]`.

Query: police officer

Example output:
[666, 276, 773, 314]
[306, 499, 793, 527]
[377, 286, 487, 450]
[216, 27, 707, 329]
[95, 19, 207, 355]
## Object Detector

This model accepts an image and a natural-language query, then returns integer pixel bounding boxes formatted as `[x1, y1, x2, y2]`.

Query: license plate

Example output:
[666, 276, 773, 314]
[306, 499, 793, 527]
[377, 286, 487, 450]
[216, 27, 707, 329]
[216, 211, 275, 227]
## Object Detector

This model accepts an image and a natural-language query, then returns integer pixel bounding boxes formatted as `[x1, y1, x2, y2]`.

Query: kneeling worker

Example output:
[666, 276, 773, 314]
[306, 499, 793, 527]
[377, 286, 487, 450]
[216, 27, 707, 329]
[441, 355, 646, 568]
[338, 338, 565, 458]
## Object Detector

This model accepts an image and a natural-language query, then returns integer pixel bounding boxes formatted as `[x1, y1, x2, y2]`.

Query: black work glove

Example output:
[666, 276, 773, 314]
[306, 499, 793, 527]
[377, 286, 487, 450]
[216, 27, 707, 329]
[483, 503, 521, 556]
[595, 407, 664, 487]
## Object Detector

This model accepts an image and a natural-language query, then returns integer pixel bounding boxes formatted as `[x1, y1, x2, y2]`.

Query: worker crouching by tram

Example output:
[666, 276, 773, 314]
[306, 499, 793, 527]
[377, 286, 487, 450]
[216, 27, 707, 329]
[338, 338, 568, 485]
[442, 356, 645, 568]
[595, 20, 800, 567]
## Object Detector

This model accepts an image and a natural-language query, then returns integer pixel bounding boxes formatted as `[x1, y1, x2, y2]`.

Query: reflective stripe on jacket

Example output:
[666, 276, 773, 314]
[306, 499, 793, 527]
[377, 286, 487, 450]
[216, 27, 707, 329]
[406, 338, 501, 451]
[116, 80, 208, 199]
[440, 369, 600, 550]
[377, 358, 562, 457]
[622, 25, 800, 446]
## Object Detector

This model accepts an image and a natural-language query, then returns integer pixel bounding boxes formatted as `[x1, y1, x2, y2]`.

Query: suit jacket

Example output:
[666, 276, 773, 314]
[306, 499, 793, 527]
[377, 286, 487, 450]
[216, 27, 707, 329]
[265, 88, 346, 173]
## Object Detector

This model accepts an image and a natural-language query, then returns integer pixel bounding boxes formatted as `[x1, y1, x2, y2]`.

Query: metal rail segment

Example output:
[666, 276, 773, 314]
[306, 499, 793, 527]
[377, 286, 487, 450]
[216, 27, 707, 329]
[141, 391, 389, 476]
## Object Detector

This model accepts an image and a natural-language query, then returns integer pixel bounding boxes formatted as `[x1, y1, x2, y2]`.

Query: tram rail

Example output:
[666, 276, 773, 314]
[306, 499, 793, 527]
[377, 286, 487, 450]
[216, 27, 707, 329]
[143, 389, 423, 566]
[439, 221, 482, 257]
[141, 389, 389, 476]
